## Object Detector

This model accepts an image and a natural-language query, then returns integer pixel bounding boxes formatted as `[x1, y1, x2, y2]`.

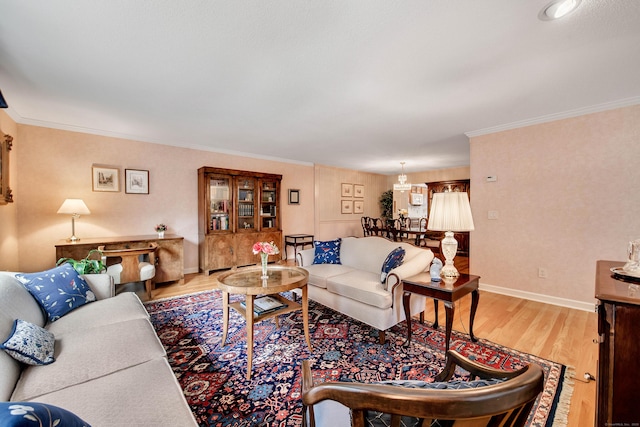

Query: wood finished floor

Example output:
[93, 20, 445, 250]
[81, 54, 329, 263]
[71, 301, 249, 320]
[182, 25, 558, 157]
[149, 256, 598, 427]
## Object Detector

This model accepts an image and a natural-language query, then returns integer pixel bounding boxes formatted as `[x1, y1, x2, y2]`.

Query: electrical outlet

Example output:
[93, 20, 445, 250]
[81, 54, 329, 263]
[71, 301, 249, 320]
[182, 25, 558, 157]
[538, 268, 548, 279]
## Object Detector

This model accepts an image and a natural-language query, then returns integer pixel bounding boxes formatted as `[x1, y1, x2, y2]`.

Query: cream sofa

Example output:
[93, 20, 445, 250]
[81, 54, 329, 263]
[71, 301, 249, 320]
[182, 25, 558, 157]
[0, 271, 197, 426]
[297, 236, 435, 343]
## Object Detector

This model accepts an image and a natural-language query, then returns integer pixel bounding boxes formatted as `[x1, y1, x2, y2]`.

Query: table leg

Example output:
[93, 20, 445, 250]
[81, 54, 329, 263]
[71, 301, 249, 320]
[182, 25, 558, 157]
[221, 291, 229, 346]
[444, 301, 454, 352]
[302, 285, 313, 351]
[402, 291, 412, 346]
[469, 289, 479, 342]
[245, 296, 255, 380]
[433, 299, 440, 329]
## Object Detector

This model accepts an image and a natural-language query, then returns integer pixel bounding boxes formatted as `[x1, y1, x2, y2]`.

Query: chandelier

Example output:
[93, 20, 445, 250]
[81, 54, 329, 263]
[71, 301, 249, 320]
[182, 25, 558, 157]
[393, 162, 412, 192]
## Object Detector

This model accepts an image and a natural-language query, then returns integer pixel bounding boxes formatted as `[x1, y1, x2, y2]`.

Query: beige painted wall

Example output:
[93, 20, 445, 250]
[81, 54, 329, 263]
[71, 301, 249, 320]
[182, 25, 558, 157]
[9, 122, 315, 272]
[0, 111, 19, 271]
[470, 104, 640, 306]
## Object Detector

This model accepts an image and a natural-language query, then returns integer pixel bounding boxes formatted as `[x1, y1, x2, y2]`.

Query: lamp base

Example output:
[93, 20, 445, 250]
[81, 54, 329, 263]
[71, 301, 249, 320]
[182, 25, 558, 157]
[440, 231, 460, 279]
[67, 236, 80, 242]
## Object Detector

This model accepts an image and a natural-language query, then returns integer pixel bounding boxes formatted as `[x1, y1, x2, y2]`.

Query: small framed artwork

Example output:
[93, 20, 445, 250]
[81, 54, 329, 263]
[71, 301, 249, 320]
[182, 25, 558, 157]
[341, 199, 353, 214]
[341, 183, 353, 197]
[288, 189, 300, 205]
[1, 134, 14, 205]
[354, 184, 364, 198]
[92, 166, 120, 192]
[125, 169, 149, 194]
[354, 200, 364, 214]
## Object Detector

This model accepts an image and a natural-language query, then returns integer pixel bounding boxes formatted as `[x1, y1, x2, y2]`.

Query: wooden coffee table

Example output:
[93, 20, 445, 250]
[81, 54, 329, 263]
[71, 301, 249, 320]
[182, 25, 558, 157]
[216, 265, 312, 379]
[402, 272, 480, 352]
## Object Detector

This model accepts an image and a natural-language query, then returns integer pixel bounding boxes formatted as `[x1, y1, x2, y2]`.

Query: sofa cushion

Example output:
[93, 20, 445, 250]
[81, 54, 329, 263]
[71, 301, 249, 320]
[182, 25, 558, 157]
[326, 270, 392, 309]
[380, 247, 405, 283]
[11, 317, 166, 401]
[1, 319, 56, 366]
[16, 264, 97, 323]
[303, 264, 355, 289]
[313, 238, 342, 264]
[0, 402, 90, 427]
[46, 292, 149, 337]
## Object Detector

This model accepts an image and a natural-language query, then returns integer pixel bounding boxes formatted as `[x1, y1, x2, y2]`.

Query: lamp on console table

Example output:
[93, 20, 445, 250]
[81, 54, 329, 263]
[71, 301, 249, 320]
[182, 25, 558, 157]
[57, 199, 91, 242]
[427, 192, 474, 278]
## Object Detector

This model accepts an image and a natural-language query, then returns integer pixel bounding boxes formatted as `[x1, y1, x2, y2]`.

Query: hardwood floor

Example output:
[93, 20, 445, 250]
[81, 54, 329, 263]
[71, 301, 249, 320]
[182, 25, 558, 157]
[148, 256, 598, 427]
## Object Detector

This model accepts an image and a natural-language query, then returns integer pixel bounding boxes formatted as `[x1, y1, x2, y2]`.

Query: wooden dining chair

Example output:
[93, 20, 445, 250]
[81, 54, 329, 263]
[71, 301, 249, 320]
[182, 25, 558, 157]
[98, 242, 158, 299]
[302, 350, 544, 427]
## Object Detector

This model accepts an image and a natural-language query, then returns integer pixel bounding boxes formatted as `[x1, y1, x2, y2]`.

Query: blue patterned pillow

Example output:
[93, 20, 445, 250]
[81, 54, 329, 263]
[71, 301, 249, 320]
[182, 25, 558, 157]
[0, 319, 55, 365]
[16, 264, 97, 322]
[0, 402, 90, 426]
[381, 247, 405, 283]
[313, 239, 342, 264]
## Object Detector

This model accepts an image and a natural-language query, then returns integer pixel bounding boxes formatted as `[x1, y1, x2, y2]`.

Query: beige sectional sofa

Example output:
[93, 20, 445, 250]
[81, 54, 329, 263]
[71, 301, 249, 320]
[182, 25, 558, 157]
[297, 236, 435, 343]
[0, 271, 197, 426]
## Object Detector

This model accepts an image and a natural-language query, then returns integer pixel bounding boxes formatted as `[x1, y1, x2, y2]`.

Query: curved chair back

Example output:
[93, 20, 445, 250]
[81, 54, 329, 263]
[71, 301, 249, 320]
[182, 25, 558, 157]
[302, 350, 545, 427]
[98, 242, 158, 299]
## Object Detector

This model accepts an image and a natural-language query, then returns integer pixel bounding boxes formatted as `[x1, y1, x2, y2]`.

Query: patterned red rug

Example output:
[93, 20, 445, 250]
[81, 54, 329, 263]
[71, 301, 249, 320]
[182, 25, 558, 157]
[145, 290, 573, 427]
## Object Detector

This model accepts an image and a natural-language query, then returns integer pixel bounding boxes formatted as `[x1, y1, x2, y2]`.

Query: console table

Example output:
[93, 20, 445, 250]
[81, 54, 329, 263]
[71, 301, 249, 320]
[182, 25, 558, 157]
[595, 260, 640, 426]
[55, 234, 184, 284]
[284, 234, 314, 260]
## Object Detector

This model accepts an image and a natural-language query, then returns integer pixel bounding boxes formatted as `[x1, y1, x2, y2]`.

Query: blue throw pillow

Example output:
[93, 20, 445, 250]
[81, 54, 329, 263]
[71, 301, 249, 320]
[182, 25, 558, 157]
[16, 264, 97, 323]
[1, 319, 55, 365]
[0, 402, 91, 427]
[381, 247, 405, 283]
[313, 238, 342, 264]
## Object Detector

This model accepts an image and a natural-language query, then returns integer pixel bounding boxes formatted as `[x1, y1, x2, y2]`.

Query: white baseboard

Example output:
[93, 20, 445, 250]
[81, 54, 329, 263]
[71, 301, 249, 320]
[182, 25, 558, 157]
[479, 282, 596, 313]
[184, 267, 200, 275]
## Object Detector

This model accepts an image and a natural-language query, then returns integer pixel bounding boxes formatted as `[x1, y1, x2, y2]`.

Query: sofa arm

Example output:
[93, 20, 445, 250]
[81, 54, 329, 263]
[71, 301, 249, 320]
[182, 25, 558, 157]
[297, 247, 316, 267]
[81, 273, 115, 300]
[386, 249, 435, 292]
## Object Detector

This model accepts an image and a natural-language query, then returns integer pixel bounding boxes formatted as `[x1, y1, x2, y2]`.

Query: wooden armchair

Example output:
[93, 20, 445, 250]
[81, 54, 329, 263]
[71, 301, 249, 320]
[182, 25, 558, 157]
[302, 350, 544, 427]
[98, 242, 158, 299]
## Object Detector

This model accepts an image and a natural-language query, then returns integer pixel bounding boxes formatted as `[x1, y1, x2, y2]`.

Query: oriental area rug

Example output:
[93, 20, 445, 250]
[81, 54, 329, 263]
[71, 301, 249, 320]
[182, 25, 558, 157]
[144, 290, 573, 427]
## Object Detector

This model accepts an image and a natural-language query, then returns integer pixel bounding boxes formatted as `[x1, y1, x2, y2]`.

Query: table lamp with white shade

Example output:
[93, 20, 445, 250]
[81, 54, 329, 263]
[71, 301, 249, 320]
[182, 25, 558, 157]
[57, 199, 91, 242]
[427, 192, 474, 278]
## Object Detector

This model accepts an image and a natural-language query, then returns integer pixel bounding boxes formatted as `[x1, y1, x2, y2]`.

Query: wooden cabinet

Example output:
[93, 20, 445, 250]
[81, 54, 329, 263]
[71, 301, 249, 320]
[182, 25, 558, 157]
[595, 260, 640, 426]
[55, 235, 184, 284]
[425, 179, 471, 256]
[198, 167, 282, 275]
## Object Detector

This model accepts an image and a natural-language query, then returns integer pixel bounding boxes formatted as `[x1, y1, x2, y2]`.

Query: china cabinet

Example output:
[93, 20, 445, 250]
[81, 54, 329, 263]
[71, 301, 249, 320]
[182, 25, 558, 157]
[425, 179, 471, 256]
[198, 167, 282, 275]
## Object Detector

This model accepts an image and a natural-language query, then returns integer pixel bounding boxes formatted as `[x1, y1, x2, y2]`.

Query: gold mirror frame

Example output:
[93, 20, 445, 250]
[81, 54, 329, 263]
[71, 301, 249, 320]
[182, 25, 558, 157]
[1, 134, 14, 205]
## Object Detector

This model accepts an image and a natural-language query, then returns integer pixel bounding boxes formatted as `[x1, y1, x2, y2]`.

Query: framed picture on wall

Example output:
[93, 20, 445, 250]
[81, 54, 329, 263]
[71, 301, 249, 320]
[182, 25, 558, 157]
[125, 169, 149, 194]
[341, 199, 353, 214]
[92, 166, 120, 192]
[354, 184, 364, 198]
[354, 200, 364, 214]
[341, 183, 353, 197]
[288, 189, 300, 205]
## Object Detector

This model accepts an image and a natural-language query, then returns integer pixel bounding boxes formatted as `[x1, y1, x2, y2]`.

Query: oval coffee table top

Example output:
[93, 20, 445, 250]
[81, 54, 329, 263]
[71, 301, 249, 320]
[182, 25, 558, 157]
[216, 265, 309, 295]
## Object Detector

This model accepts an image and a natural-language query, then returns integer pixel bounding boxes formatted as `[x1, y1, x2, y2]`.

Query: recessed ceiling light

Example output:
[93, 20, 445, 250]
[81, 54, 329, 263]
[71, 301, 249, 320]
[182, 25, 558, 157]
[538, 0, 581, 21]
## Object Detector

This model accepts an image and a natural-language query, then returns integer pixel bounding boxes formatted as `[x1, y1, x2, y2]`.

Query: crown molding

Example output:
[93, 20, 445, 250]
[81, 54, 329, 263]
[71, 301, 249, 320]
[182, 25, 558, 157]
[465, 96, 640, 138]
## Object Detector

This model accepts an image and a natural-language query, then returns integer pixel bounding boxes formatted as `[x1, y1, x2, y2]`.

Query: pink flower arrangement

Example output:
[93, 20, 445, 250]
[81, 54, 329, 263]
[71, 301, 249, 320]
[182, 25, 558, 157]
[252, 241, 280, 256]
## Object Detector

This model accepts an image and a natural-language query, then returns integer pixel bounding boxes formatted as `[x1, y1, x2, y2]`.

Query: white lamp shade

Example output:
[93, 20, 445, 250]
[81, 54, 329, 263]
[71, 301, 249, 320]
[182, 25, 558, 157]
[427, 192, 474, 232]
[57, 199, 91, 215]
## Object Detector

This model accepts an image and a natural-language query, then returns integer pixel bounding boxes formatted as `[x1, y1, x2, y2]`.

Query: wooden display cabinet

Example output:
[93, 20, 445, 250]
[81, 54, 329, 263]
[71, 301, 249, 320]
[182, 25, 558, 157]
[425, 179, 471, 256]
[198, 167, 282, 275]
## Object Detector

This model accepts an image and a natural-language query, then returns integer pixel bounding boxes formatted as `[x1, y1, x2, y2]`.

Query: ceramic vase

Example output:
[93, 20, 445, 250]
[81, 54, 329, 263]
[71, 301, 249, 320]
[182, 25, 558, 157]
[158, 231, 165, 238]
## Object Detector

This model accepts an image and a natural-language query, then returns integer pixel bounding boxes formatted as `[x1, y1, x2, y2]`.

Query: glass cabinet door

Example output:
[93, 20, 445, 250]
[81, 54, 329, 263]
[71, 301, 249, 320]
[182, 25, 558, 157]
[260, 179, 278, 230]
[208, 176, 231, 232]
[236, 177, 256, 231]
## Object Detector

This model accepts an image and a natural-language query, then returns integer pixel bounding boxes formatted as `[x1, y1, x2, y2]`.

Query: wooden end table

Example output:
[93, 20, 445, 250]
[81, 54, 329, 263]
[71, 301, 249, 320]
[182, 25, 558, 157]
[216, 265, 312, 380]
[402, 272, 480, 352]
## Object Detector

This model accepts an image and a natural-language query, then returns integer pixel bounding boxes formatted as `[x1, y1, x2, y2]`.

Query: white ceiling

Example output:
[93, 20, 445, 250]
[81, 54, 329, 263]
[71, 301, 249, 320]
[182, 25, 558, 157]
[1, 0, 639, 175]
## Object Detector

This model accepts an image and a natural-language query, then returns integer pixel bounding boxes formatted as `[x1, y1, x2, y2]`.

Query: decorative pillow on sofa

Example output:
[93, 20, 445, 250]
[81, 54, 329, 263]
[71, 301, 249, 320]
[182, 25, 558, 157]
[313, 238, 342, 264]
[380, 247, 405, 283]
[0, 402, 91, 427]
[0, 319, 55, 365]
[16, 263, 97, 322]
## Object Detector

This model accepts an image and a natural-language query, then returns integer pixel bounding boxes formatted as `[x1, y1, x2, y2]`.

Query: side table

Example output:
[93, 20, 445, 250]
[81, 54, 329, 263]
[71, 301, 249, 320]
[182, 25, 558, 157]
[402, 272, 480, 352]
[284, 234, 314, 260]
